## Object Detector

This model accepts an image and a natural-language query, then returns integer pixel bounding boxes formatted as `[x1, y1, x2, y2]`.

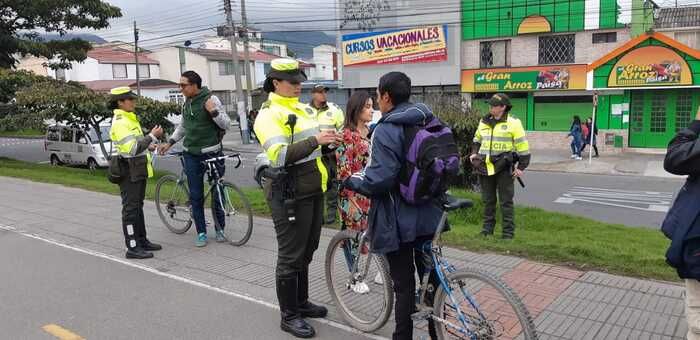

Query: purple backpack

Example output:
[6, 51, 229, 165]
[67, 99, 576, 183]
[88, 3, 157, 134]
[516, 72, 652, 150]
[399, 116, 460, 205]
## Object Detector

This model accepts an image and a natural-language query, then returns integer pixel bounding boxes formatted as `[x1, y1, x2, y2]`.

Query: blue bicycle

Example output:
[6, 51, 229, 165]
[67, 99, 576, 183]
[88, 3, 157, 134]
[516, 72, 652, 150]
[325, 194, 538, 339]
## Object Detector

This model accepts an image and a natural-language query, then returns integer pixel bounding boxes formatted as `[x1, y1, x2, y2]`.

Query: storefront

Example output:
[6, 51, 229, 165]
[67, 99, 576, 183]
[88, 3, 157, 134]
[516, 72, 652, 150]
[461, 65, 591, 130]
[589, 32, 700, 148]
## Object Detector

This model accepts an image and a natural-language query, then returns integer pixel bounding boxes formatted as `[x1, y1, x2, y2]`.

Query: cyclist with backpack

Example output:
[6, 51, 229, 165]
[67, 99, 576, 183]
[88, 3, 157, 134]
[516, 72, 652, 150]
[469, 93, 530, 239]
[158, 70, 231, 247]
[343, 72, 459, 340]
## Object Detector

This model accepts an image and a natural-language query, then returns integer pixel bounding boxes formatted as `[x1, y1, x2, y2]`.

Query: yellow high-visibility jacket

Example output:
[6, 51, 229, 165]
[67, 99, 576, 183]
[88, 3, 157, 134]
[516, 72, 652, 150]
[473, 114, 530, 176]
[110, 109, 154, 178]
[313, 102, 344, 131]
[254, 92, 328, 195]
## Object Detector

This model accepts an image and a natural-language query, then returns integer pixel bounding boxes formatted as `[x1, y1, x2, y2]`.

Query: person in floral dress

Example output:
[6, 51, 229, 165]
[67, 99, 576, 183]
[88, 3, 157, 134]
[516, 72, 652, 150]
[336, 91, 374, 231]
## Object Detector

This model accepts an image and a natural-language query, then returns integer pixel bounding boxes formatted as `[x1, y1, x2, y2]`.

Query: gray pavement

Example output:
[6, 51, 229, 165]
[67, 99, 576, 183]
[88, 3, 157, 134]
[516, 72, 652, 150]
[0, 176, 689, 340]
[0, 230, 364, 340]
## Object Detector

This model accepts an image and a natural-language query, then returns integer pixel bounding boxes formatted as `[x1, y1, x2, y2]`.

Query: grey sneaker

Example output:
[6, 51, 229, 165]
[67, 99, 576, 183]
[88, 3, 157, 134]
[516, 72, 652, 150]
[215, 229, 226, 243]
[195, 233, 208, 247]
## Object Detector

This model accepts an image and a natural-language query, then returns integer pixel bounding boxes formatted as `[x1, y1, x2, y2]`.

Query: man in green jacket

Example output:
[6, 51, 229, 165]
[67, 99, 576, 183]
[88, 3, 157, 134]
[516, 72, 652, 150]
[159, 71, 231, 247]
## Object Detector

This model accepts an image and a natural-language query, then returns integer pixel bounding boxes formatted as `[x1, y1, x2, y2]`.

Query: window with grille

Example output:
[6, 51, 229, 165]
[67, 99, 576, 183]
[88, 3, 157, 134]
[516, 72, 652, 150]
[630, 94, 644, 133]
[676, 92, 693, 132]
[112, 64, 128, 79]
[218, 61, 246, 76]
[480, 40, 510, 68]
[592, 32, 617, 44]
[650, 93, 667, 133]
[539, 34, 575, 65]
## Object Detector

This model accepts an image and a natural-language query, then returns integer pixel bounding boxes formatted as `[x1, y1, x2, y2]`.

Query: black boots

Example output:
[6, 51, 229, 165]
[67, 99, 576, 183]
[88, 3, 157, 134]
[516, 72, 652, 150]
[277, 274, 315, 338]
[125, 247, 153, 259]
[298, 269, 328, 318]
[140, 239, 162, 251]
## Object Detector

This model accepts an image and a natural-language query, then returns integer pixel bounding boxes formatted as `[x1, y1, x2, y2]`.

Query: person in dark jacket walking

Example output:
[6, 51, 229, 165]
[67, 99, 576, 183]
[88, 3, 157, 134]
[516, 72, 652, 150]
[567, 115, 583, 160]
[345, 72, 443, 340]
[580, 117, 599, 157]
[663, 105, 700, 340]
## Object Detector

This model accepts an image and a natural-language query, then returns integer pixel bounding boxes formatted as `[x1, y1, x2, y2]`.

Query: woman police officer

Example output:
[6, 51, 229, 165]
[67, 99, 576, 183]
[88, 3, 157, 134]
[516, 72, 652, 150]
[108, 86, 164, 259]
[254, 59, 341, 338]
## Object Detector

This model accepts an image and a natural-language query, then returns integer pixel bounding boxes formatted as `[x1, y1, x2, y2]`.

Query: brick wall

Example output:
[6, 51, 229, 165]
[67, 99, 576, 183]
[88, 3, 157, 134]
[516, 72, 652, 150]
[526, 130, 628, 154]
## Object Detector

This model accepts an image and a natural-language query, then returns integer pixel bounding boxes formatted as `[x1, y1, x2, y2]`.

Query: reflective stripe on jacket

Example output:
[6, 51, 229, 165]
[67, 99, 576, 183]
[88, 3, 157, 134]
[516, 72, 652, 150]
[473, 114, 530, 176]
[110, 109, 153, 178]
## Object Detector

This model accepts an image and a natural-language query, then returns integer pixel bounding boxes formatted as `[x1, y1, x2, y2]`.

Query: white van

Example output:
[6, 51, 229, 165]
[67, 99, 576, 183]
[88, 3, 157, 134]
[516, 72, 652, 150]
[45, 125, 114, 170]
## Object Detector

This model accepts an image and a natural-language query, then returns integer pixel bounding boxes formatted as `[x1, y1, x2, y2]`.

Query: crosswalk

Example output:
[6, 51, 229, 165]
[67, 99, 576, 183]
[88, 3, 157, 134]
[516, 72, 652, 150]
[554, 186, 673, 212]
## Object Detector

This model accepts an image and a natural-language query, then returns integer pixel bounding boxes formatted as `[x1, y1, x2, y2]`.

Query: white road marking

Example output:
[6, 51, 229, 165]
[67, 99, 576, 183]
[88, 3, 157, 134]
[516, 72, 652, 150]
[554, 186, 673, 212]
[0, 224, 388, 340]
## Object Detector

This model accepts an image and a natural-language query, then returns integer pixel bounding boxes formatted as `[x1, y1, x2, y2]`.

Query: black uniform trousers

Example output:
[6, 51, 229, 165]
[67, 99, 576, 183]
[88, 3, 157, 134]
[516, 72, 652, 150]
[118, 178, 148, 250]
[479, 169, 516, 237]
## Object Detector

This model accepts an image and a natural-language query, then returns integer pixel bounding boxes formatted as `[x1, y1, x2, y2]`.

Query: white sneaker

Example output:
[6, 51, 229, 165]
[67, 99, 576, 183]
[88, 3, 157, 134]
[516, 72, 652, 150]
[351, 281, 370, 294]
[373, 272, 384, 285]
[570, 154, 576, 159]
[575, 156, 583, 160]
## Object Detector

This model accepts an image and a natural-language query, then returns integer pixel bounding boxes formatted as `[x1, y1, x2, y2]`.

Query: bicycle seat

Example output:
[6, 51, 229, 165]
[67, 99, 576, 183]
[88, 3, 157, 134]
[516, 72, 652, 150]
[441, 195, 473, 211]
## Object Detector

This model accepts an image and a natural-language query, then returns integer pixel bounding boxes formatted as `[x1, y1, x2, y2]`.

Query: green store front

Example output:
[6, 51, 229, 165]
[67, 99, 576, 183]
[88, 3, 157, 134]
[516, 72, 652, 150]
[590, 32, 700, 149]
[462, 32, 700, 150]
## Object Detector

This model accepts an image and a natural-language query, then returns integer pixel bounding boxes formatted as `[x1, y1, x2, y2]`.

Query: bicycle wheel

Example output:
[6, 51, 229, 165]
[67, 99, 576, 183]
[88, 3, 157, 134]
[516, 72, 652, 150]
[325, 229, 393, 332]
[433, 268, 538, 340]
[211, 181, 253, 246]
[155, 174, 193, 234]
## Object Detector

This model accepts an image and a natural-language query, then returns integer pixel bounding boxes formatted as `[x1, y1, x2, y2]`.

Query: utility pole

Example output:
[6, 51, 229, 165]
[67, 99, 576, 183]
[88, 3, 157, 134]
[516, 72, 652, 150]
[223, 0, 250, 144]
[133, 20, 141, 96]
[240, 0, 254, 118]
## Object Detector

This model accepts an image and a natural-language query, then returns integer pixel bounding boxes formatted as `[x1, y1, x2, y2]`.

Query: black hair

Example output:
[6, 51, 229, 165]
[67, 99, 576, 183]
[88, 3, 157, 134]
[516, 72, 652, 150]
[263, 78, 275, 93]
[344, 90, 371, 131]
[378, 72, 411, 105]
[572, 115, 581, 125]
[108, 100, 118, 110]
[181, 70, 202, 89]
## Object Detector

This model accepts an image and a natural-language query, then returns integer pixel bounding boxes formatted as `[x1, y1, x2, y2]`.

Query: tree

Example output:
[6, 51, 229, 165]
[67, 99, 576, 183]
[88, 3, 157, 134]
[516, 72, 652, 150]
[0, 0, 122, 69]
[14, 77, 179, 159]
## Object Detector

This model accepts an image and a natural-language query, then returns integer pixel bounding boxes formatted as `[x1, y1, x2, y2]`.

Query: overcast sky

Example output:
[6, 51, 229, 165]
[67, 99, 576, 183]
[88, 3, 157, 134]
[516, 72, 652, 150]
[86, 0, 700, 50]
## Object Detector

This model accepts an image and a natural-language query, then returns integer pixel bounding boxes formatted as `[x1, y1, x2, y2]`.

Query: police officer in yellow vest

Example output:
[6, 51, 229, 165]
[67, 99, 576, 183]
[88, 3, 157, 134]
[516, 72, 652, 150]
[309, 84, 344, 225]
[109, 87, 164, 259]
[254, 59, 341, 338]
[470, 93, 530, 239]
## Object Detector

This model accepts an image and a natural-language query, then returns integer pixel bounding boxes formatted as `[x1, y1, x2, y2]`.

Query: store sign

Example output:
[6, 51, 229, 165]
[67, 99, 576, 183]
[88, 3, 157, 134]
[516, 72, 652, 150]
[342, 25, 448, 67]
[609, 46, 692, 87]
[461, 65, 587, 92]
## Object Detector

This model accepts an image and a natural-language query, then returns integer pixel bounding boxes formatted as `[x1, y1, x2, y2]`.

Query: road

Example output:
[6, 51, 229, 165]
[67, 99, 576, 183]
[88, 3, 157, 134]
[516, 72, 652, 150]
[1, 135, 685, 228]
[0, 229, 371, 340]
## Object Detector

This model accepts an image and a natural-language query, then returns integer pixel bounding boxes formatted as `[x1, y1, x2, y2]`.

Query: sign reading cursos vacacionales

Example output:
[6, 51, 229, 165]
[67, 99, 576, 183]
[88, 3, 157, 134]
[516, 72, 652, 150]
[341, 25, 448, 67]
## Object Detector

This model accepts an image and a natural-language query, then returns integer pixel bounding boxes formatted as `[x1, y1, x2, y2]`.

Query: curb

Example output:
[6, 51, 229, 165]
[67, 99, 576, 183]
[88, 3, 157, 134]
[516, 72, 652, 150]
[0, 135, 44, 140]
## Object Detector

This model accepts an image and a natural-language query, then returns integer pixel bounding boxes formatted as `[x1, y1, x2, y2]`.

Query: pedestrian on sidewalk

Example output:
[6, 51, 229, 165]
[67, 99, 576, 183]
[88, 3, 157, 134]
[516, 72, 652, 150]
[662, 105, 700, 340]
[567, 115, 583, 160]
[158, 71, 231, 247]
[470, 93, 530, 239]
[108, 86, 163, 259]
[580, 117, 599, 157]
[254, 59, 341, 339]
[344, 72, 444, 340]
[310, 84, 345, 225]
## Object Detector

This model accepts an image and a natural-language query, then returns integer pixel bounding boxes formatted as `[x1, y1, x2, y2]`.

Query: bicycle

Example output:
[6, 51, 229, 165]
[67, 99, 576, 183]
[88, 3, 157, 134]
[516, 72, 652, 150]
[154, 150, 254, 246]
[325, 194, 538, 339]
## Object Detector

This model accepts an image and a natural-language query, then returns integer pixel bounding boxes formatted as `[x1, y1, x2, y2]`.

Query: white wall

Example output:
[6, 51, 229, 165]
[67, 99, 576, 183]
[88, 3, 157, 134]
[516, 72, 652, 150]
[151, 47, 182, 83]
[254, 61, 267, 86]
[207, 60, 254, 91]
[141, 87, 179, 103]
[310, 45, 336, 80]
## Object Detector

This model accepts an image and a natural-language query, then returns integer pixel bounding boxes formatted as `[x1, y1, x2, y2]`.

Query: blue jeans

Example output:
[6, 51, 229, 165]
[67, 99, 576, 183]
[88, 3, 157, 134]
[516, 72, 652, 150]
[570, 138, 582, 156]
[183, 151, 226, 234]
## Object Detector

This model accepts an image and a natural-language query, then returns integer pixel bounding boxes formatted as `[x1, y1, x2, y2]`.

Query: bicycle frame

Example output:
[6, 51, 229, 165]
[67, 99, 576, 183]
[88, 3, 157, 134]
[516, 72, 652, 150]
[342, 230, 373, 285]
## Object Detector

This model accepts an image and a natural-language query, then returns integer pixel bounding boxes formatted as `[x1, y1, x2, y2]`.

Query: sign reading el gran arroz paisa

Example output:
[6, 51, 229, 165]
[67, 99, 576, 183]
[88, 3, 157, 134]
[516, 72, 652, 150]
[461, 65, 588, 92]
[608, 46, 692, 87]
[342, 25, 448, 67]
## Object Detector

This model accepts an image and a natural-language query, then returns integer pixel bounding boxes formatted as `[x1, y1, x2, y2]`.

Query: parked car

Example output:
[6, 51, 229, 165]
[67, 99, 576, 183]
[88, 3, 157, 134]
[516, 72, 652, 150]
[45, 125, 114, 171]
[254, 152, 270, 188]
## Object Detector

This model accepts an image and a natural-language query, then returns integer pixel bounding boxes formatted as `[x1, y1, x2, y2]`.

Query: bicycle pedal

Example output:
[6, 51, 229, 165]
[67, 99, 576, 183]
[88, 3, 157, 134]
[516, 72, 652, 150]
[411, 310, 432, 321]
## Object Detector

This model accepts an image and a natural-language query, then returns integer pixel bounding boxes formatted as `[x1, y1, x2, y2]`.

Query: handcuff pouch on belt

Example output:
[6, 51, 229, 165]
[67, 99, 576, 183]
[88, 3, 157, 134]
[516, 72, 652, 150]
[264, 167, 297, 224]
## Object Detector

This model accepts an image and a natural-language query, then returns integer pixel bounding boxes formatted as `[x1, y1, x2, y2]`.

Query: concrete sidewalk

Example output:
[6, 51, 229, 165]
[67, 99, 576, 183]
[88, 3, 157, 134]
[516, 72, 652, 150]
[0, 176, 688, 340]
[528, 148, 685, 179]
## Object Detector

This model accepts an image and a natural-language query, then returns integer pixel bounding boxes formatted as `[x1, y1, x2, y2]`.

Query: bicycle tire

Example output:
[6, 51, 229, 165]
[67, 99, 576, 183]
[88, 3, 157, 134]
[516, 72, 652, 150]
[433, 268, 538, 340]
[155, 174, 193, 234]
[211, 181, 253, 246]
[324, 229, 393, 332]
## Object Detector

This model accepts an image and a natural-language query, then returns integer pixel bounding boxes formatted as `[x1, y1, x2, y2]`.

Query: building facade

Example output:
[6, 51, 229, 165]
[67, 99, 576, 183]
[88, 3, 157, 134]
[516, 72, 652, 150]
[459, 0, 686, 150]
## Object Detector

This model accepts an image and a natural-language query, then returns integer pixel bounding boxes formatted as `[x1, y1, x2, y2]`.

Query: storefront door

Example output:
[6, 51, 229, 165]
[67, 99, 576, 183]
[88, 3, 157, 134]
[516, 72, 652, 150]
[629, 90, 698, 148]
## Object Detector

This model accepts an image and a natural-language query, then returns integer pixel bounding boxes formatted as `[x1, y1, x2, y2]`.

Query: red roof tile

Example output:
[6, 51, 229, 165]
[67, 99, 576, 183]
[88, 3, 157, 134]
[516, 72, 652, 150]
[87, 47, 159, 65]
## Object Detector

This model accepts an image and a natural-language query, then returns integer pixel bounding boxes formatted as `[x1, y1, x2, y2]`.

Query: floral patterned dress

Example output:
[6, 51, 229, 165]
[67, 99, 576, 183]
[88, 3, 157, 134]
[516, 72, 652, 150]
[335, 128, 371, 231]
